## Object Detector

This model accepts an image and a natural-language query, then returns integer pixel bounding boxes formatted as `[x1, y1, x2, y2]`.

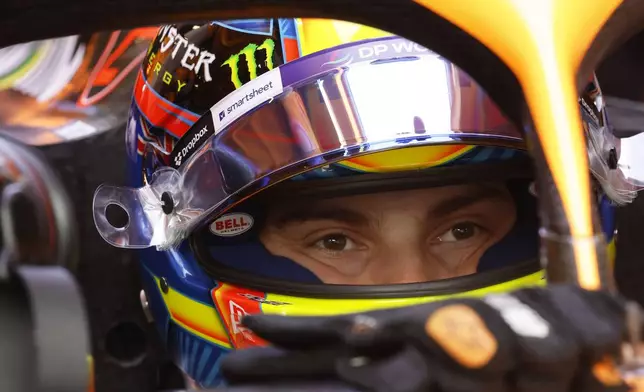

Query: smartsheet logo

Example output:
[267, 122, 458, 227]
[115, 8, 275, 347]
[210, 69, 283, 134]
[223, 80, 276, 118]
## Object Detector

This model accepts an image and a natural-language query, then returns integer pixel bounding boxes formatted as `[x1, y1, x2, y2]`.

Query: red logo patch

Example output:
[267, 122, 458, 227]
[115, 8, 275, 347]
[210, 213, 254, 237]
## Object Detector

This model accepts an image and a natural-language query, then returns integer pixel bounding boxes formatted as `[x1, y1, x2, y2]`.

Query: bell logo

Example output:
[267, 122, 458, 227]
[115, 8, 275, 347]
[210, 213, 254, 237]
[222, 38, 276, 89]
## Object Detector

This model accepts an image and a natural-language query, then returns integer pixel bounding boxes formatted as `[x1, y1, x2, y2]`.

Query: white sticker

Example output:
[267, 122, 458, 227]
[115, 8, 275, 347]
[209, 213, 254, 237]
[55, 120, 97, 140]
[210, 68, 283, 134]
[484, 293, 550, 339]
[229, 300, 254, 341]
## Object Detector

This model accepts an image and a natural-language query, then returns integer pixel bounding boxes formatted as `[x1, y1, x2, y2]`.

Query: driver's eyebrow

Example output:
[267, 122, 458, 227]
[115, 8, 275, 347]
[430, 186, 507, 218]
[271, 206, 369, 227]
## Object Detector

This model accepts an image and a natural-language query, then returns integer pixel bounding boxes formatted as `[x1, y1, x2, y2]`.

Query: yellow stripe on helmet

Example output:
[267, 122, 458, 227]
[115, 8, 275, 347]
[261, 270, 545, 316]
[87, 355, 95, 392]
[607, 237, 616, 271]
[296, 19, 394, 56]
[337, 145, 476, 173]
[153, 277, 232, 349]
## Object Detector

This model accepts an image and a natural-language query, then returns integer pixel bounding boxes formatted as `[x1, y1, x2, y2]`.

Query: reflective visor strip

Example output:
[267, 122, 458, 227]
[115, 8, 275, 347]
[93, 36, 523, 251]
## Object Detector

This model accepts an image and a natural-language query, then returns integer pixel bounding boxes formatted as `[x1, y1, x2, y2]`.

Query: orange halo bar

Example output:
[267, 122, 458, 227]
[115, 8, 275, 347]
[413, 0, 622, 290]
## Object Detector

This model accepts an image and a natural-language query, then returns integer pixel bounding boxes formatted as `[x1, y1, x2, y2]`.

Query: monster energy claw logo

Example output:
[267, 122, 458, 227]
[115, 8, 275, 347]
[222, 38, 276, 89]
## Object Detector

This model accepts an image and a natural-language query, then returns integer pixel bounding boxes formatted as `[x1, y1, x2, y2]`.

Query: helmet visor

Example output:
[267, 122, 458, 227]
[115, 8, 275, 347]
[93, 37, 524, 250]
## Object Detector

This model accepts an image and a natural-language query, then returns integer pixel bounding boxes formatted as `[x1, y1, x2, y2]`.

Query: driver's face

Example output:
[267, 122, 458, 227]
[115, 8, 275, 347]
[260, 183, 517, 285]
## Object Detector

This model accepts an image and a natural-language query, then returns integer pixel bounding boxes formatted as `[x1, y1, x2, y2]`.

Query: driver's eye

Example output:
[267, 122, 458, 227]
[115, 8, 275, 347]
[315, 234, 356, 252]
[437, 222, 480, 243]
[321, 234, 347, 251]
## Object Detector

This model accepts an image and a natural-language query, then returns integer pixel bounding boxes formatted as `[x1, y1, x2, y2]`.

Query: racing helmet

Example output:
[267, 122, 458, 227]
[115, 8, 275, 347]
[93, 19, 620, 388]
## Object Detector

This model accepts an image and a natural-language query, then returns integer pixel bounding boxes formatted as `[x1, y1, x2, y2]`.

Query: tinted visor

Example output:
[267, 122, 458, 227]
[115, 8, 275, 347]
[93, 37, 524, 250]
